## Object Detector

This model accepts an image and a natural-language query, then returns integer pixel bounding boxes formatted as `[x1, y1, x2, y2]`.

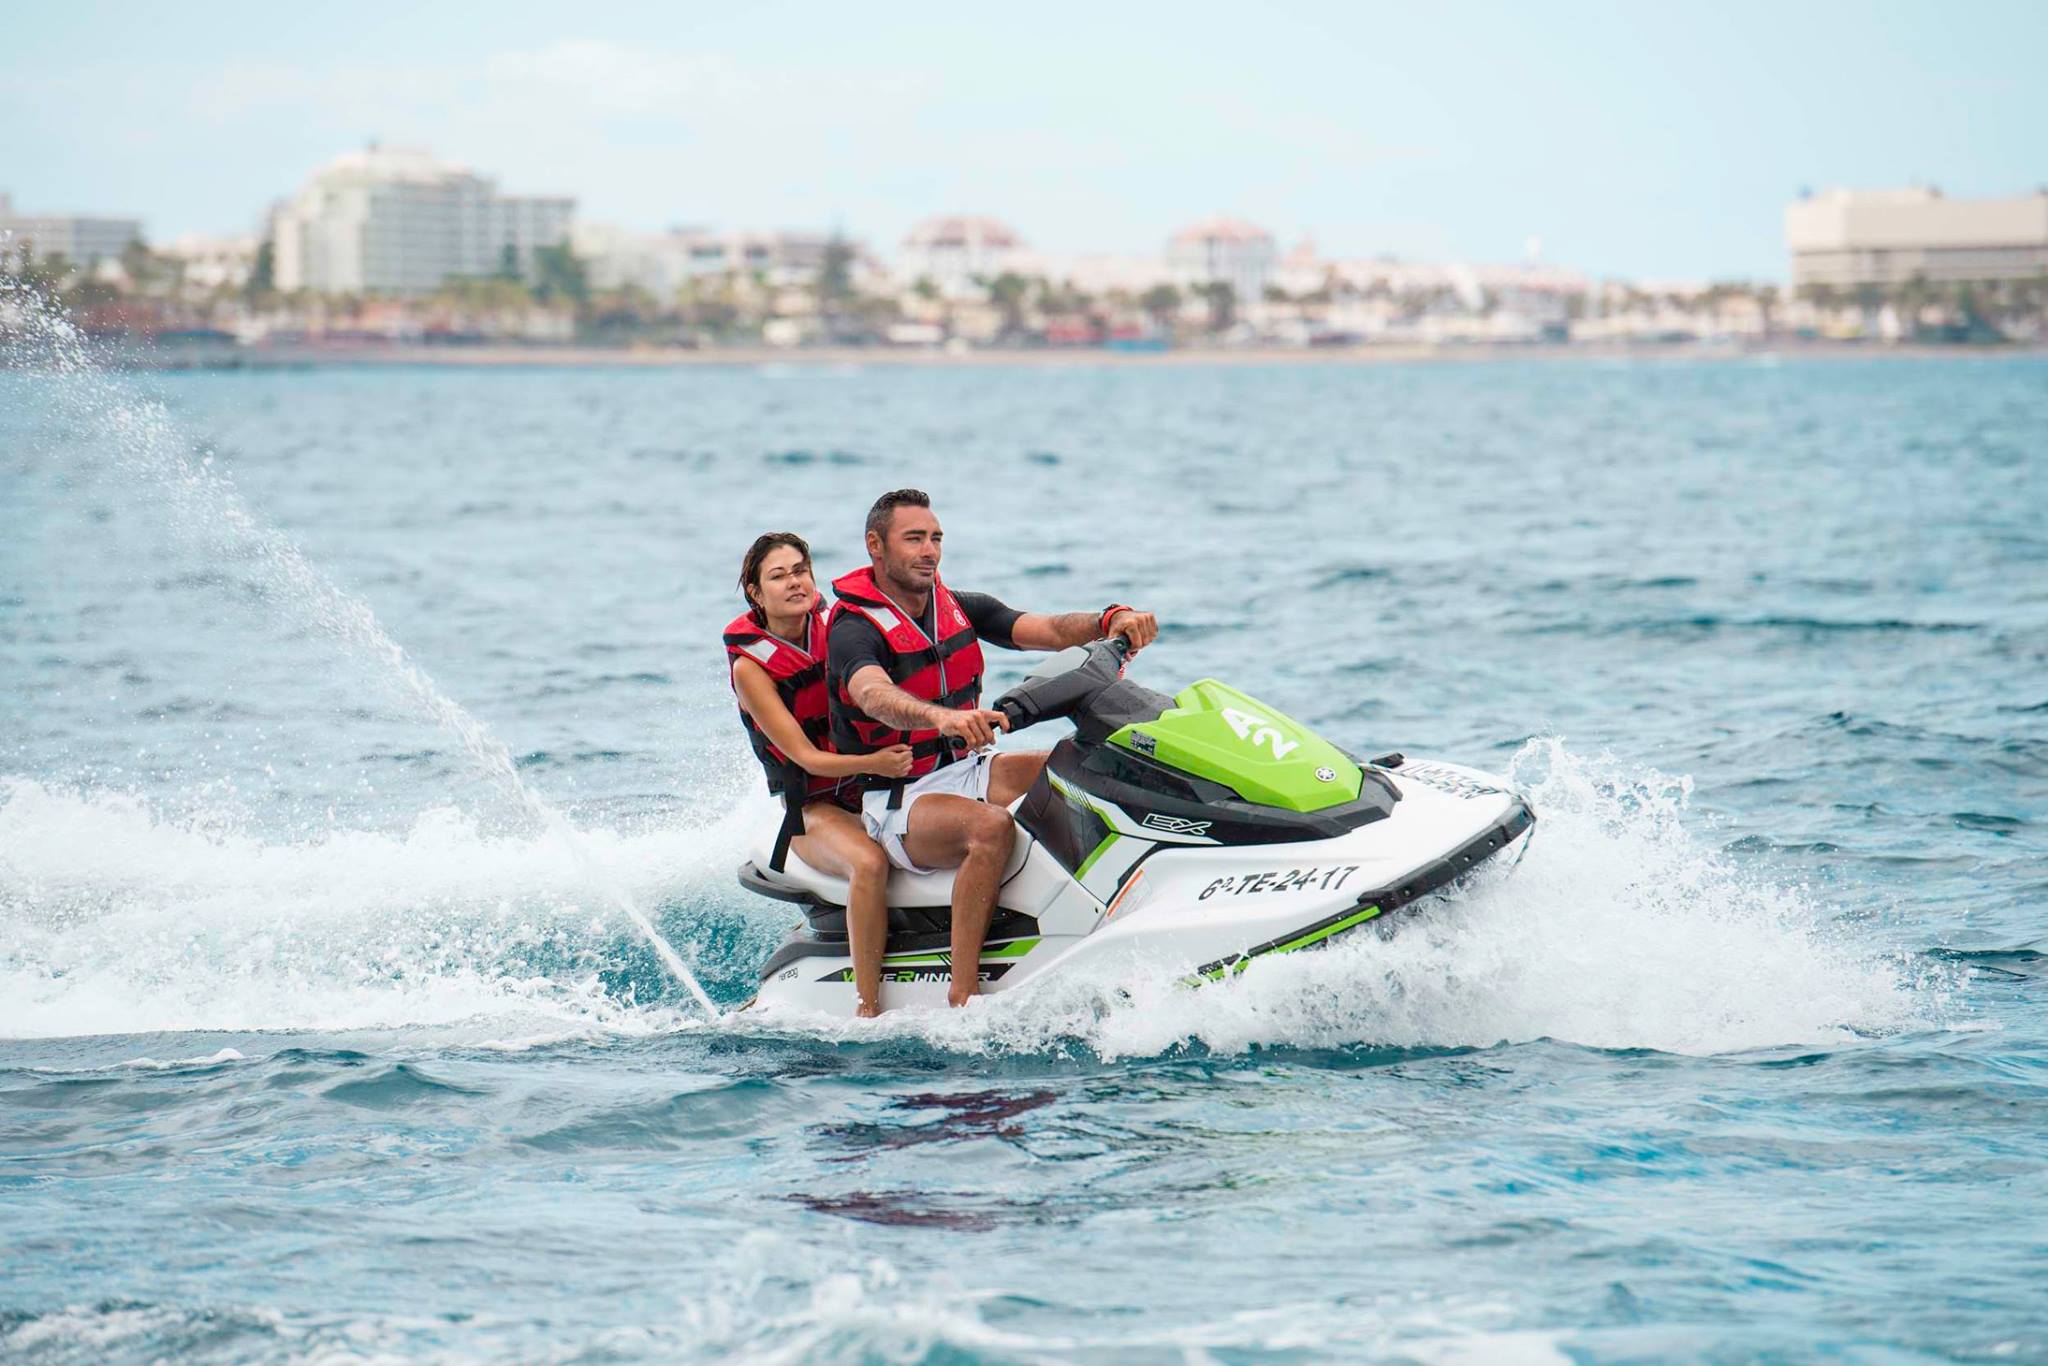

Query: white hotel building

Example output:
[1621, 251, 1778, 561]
[894, 215, 1033, 298]
[1786, 187, 2048, 291]
[270, 147, 574, 296]
[1167, 216, 1278, 303]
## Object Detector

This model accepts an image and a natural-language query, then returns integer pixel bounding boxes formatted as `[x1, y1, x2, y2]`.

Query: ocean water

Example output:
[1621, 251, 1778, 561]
[2, 325, 2045, 1361]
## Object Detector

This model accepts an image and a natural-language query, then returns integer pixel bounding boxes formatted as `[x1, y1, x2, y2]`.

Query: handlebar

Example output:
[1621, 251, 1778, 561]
[992, 635, 1132, 734]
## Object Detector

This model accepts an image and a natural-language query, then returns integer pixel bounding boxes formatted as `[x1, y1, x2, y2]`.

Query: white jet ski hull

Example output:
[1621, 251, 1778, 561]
[744, 756, 1532, 1015]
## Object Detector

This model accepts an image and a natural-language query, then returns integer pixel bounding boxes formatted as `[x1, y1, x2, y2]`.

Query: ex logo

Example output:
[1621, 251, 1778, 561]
[1140, 813, 1213, 836]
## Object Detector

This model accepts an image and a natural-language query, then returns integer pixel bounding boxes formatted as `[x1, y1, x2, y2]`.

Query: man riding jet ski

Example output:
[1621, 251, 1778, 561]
[818, 488, 1158, 1011]
[740, 636, 1535, 1015]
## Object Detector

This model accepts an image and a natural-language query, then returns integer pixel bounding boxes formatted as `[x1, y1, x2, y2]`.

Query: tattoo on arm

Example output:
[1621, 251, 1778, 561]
[848, 667, 946, 731]
[1047, 611, 1102, 647]
[1015, 610, 1104, 650]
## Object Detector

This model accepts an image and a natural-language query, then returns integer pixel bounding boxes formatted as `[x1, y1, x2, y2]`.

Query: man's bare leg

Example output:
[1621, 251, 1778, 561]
[899, 792, 1016, 1006]
[986, 751, 1049, 807]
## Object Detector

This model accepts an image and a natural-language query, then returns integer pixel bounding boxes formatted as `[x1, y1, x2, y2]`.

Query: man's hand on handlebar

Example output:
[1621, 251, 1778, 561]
[935, 708, 1010, 750]
[1105, 608, 1159, 653]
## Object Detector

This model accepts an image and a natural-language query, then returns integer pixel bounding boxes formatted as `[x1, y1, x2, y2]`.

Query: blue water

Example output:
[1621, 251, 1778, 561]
[3, 337, 2045, 1361]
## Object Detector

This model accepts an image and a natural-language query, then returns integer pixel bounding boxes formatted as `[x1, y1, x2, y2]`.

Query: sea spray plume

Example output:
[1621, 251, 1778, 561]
[0, 278, 719, 1017]
[0, 775, 774, 1038]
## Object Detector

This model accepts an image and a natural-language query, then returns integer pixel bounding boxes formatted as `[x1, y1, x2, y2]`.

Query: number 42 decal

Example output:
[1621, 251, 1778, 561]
[1220, 707, 1298, 759]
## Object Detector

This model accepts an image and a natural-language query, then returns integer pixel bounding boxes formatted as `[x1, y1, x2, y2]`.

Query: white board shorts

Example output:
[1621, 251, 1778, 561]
[861, 751, 995, 874]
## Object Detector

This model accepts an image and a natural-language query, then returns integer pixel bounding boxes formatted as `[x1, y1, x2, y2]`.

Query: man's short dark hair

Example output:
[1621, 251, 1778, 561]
[866, 488, 931, 541]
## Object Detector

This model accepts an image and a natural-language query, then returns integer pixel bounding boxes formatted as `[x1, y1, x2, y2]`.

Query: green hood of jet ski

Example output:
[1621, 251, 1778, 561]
[1106, 679, 1363, 813]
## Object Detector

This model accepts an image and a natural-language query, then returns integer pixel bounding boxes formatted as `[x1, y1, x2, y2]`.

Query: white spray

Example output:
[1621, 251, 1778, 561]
[0, 277, 719, 1018]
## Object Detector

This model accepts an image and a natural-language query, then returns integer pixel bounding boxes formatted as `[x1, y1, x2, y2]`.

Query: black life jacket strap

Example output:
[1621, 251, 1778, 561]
[769, 764, 808, 873]
[878, 740, 964, 809]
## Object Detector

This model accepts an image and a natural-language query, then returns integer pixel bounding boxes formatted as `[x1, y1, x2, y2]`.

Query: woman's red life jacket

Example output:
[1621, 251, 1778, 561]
[723, 605, 844, 804]
[827, 566, 985, 784]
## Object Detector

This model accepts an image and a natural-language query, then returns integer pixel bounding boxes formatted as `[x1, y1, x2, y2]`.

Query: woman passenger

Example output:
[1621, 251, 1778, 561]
[725, 532, 910, 1017]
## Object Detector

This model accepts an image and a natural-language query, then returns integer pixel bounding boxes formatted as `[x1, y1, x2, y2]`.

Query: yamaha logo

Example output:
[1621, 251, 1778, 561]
[1315, 766, 1336, 783]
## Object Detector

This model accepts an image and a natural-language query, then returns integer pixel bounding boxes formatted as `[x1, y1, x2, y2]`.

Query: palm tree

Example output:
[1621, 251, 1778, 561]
[1195, 281, 1236, 332]
[987, 272, 1031, 339]
[532, 244, 589, 308]
[1140, 283, 1182, 333]
[245, 240, 276, 303]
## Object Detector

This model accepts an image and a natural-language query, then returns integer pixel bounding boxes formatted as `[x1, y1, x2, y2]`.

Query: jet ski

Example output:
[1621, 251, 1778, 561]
[740, 638, 1533, 1013]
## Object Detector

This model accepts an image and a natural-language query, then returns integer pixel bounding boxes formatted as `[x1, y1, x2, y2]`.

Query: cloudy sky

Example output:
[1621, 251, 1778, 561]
[4, 0, 2043, 280]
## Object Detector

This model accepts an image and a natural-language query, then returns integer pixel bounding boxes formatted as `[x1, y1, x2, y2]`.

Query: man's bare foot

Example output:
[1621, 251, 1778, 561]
[856, 1000, 881, 1019]
[947, 981, 979, 1008]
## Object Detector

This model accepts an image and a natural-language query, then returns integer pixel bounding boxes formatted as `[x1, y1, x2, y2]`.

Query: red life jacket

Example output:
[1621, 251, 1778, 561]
[827, 565, 985, 783]
[723, 605, 844, 805]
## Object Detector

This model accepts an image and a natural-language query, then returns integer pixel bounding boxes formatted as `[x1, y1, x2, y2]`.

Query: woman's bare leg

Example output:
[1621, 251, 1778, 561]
[788, 803, 893, 1017]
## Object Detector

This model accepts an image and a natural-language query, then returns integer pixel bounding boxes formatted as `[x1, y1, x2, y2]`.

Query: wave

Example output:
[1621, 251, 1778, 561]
[762, 448, 867, 466]
[0, 774, 773, 1040]
[0, 743, 1939, 1056]
[0, 1253, 1578, 1362]
[1525, 615, 1985, 638]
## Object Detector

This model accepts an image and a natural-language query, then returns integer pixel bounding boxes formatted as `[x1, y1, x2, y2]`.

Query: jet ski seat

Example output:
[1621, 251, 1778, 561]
[738, 828, 1037, 936]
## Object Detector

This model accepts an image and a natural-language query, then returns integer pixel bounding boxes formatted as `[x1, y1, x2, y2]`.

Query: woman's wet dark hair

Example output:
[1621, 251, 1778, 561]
[739, 532, 813, 623]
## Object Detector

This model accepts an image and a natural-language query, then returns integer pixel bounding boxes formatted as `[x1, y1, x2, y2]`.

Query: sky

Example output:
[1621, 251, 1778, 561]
[2, 0, 2043, 282]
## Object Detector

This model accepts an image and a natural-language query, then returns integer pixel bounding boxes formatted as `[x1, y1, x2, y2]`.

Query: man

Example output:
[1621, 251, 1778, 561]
[826, 488, 1159, 1006]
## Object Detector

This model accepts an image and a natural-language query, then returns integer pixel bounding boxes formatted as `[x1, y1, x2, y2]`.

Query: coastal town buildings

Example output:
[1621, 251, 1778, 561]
[576, 223, 862, 295]
[269, 146, 573, 295]
[1786, 187, 2048, 290]
[1051, 253, 1176, 297]
[0, 191, 143, 268]
[572, 224, 704, 297]
[1167, 216, 1278, 303]
[160, 234, 259, 292]
[675, 229, 839, 286]
[17, 154, 2044, 350]
[896, 215, 1030, 297]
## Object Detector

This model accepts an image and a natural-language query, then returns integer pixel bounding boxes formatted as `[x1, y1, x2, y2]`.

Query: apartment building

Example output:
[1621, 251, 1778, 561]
[0, 191, 144, 267]
[269, 147, 573, 295]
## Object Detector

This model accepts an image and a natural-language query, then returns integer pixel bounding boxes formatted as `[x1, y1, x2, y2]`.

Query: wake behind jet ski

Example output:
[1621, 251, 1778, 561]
[741, 638, 1533, 1013]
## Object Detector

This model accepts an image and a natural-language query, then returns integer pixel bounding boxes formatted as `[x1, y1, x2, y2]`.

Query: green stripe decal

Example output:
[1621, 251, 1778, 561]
[1273, 904, 1382, 954]
[1190, 905, 1382, 983]
[877, 938, 1041, 967]
[1073, 831, 1121, 881]
[1050, 773, 1122, 880]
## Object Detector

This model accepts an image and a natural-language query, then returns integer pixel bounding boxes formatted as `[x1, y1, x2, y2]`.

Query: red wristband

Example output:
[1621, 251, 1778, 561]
[1099, 604, 1132, 637]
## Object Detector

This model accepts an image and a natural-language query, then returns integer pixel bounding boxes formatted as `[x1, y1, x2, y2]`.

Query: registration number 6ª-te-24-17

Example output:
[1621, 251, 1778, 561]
[1199, 865, 1361, 900]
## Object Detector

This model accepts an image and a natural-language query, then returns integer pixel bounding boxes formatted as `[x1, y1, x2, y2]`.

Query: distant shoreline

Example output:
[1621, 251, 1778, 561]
[92, 338, 2048, 371]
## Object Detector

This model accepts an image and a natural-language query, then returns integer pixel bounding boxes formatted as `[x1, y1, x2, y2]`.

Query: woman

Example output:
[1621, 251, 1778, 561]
[724, 532, 910, 1017]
